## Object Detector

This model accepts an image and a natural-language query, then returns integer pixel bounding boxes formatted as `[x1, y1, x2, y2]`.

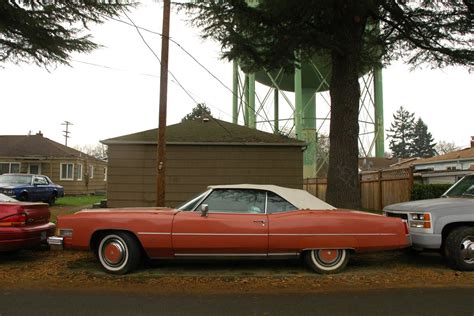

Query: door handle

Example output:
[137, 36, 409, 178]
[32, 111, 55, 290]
[253, 220, 266, 223]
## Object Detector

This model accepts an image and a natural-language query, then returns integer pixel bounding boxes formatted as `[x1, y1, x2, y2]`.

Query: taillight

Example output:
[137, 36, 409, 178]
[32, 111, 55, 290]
[0, 213, 27, 227]
[403, 221, 409, 235]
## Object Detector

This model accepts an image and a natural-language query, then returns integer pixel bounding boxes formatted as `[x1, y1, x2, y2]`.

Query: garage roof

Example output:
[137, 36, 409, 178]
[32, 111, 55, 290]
[102, 119, 305, 146]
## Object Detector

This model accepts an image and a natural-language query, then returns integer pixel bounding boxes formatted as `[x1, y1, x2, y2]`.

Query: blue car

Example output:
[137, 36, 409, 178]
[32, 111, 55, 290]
[0, 174, 64, 205]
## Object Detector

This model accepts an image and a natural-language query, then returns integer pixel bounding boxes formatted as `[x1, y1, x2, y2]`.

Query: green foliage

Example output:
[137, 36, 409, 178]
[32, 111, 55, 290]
[55, 195, 104, 207]
[184, 1, 473, 72]
[182, 103, 212, 121]
[0, 1, 132, 66]
[411, 183, 452, 201]
[411, 118, 437, 158]
[387, 106, 416, 158]
[387, 107, 436, 158]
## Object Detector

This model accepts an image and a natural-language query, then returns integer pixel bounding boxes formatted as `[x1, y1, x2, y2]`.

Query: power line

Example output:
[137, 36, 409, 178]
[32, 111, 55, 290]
[121, 10, 200, 105]
[112, 15, 271, 125]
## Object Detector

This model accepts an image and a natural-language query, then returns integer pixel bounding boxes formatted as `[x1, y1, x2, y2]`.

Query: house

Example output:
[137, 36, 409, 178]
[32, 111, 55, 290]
[411, 136, 474, 184]
[102, 119, 305, 208]
[0, 132, 107, 195]
[358, 157, 399, 172]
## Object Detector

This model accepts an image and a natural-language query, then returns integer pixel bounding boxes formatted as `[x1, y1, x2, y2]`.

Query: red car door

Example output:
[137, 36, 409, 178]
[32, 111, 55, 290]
[172, 189, 268, 255]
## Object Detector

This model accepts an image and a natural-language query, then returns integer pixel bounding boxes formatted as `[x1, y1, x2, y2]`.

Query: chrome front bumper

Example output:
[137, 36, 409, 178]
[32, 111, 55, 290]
[47, 236, 64, 250]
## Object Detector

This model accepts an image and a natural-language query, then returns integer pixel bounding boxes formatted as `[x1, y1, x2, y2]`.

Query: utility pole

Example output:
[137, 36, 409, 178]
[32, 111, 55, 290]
[156, 0, 170, 207]
[62, 121, 73, 147]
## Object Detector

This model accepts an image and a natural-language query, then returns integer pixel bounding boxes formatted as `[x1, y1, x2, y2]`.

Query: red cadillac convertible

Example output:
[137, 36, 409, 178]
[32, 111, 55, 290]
[49, 185, 411, 274]
[0, 193, 55, 252]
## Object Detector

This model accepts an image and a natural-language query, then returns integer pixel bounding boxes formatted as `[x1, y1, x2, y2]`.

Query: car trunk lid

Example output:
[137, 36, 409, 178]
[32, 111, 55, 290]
[0, 202, 51, 227]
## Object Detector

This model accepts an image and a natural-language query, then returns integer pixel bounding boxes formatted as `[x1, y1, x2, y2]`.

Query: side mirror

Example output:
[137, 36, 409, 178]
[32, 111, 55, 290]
[200, 204, 209, 217]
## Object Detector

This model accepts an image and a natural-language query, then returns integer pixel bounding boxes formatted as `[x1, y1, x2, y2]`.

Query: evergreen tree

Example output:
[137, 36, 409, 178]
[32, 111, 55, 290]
[411, 118, 436, 158]
[184, 0, 473, 208]
[182, 103, 213, 121]
[387, 106, 416, 158]
[0, 1, 131, 66]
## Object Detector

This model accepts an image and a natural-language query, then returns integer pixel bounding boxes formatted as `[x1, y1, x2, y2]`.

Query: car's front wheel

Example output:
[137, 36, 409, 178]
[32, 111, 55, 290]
[304, 249, 349, 274]
[97, 232, 141, 274]
[444, 227, 474, 271]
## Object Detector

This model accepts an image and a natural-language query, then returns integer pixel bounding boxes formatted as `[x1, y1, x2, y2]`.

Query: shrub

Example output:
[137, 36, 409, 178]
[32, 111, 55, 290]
[411, 183, 452, 201]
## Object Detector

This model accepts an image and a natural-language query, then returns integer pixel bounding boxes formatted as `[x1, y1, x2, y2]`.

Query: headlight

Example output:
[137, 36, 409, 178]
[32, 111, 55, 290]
[409, 212, 431, 229]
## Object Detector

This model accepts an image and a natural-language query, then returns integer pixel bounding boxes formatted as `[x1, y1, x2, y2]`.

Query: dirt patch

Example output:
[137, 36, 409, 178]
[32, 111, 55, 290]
[1, 249, 473, 294]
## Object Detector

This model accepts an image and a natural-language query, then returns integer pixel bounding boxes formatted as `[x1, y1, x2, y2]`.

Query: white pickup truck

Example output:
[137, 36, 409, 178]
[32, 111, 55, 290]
[384, 174, 474, 271]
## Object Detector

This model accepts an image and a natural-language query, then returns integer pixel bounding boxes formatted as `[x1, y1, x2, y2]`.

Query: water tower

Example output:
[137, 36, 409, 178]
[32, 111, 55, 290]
[232, 61, 384, 178]
[230, 0, 385, 179]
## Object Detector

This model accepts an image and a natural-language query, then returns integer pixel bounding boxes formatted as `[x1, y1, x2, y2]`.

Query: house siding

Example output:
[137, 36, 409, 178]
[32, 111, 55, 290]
[107, 144, 303, 208]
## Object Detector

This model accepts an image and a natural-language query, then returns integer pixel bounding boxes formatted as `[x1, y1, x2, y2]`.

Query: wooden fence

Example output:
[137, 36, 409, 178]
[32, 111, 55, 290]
[303, 167, 414, 210]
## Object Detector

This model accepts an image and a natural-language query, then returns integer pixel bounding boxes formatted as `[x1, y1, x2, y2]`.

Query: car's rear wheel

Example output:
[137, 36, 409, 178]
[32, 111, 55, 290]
[48, 192, 57, 206]
[444, 227, 474, 271]
[304, 249, 349, 274]
[19, 192, 28, 202]
[97, 232, 141, 275]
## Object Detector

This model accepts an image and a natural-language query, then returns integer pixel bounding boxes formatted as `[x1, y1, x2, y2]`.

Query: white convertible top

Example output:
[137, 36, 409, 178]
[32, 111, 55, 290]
[208, 184, 336, 210]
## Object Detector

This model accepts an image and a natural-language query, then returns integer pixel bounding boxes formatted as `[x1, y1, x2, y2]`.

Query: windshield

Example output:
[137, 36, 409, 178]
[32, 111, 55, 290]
[0, 174, 32, 185]
[443, 175, 474, 198]
[176, 190, 210, 211]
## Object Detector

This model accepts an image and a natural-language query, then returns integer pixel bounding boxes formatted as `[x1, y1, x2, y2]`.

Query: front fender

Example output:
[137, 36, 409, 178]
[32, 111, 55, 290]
[435, 214, 474, 234]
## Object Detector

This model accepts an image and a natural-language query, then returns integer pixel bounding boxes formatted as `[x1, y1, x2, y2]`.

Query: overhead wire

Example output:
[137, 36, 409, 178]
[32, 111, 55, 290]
[121, 10, 234, 137]
[110, 14, 273, 126]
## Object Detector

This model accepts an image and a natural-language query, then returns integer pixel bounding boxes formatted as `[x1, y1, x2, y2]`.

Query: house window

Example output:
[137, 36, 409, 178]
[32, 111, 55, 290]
[0, 162, 20, 175]
[75, 163, 83, 181]
[88, 165, 94, 179]
[28, 164, 41, 175]
[104, 167, 107, 181]
[60, 163, 74, 181]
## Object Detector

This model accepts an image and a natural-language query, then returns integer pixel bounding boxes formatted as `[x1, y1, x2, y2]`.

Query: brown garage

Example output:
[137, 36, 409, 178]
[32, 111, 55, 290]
[102, 119, 305, 208]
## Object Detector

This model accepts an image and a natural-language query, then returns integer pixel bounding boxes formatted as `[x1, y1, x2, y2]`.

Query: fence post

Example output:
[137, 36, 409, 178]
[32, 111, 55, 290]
[378, 169, 383, 210]
[408, 166, 414, 200]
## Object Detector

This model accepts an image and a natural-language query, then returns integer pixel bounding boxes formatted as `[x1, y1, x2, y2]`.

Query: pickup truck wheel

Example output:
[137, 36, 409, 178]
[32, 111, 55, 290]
[304, 249, 349, 274]
[97, 232, 141, 275]
[445, 227, 474, 271]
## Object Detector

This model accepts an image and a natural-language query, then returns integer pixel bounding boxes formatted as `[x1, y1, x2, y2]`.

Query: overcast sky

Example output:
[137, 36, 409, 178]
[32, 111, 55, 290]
[1, 1, 473, 152]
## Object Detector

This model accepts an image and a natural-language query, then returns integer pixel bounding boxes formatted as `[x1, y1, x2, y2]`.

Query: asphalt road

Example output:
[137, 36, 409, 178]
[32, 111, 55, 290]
[0, 288, 472, 316]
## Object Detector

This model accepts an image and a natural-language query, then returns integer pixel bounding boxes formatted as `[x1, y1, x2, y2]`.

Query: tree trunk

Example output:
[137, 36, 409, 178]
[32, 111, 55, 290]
[326, 20, 363, 209]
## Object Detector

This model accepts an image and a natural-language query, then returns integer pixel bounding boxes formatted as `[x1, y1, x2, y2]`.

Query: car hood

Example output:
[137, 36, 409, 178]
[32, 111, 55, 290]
[384, 198, 474, 214]
[0, 184, 19, 189]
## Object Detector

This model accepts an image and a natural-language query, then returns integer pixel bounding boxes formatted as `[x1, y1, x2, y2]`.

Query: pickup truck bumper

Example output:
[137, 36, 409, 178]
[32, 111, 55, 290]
[47, 236, 64, 250]
[411, 232, 441, 250]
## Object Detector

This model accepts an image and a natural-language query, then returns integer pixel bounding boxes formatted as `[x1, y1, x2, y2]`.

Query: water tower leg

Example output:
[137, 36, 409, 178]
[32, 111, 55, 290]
[244, 74, 250, 126]
[303, 89, 317, 179]
[248, 73, 256, 128]
[295, 63, 317, 179]
[374, 67, 385, 157]
[274, 88, 279, 134]
[232, 61, 239, 124]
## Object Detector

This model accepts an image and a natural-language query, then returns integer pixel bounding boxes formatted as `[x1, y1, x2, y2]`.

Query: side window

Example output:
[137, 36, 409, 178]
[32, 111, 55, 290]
[201, 189, 266, 214]
[60, 163, 74, 180]
[33, 176, 48, 185]
[267, 192, 297, 213]
[75, 164, 83, 181]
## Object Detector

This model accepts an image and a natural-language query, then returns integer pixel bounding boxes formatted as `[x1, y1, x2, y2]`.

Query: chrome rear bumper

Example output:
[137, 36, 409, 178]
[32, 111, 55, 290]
[47, 236, 64, 250]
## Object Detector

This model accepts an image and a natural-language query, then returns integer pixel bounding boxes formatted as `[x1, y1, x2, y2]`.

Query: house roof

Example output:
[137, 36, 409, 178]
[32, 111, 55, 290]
[0, 133, 100, 161]
[102, 119, 305, 146]
[414, 147, 474, 165]
[358, 157, 399, 171]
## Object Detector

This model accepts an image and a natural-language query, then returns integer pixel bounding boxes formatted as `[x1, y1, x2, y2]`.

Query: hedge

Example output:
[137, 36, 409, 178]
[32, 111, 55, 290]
[411, 183, 452, 201]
